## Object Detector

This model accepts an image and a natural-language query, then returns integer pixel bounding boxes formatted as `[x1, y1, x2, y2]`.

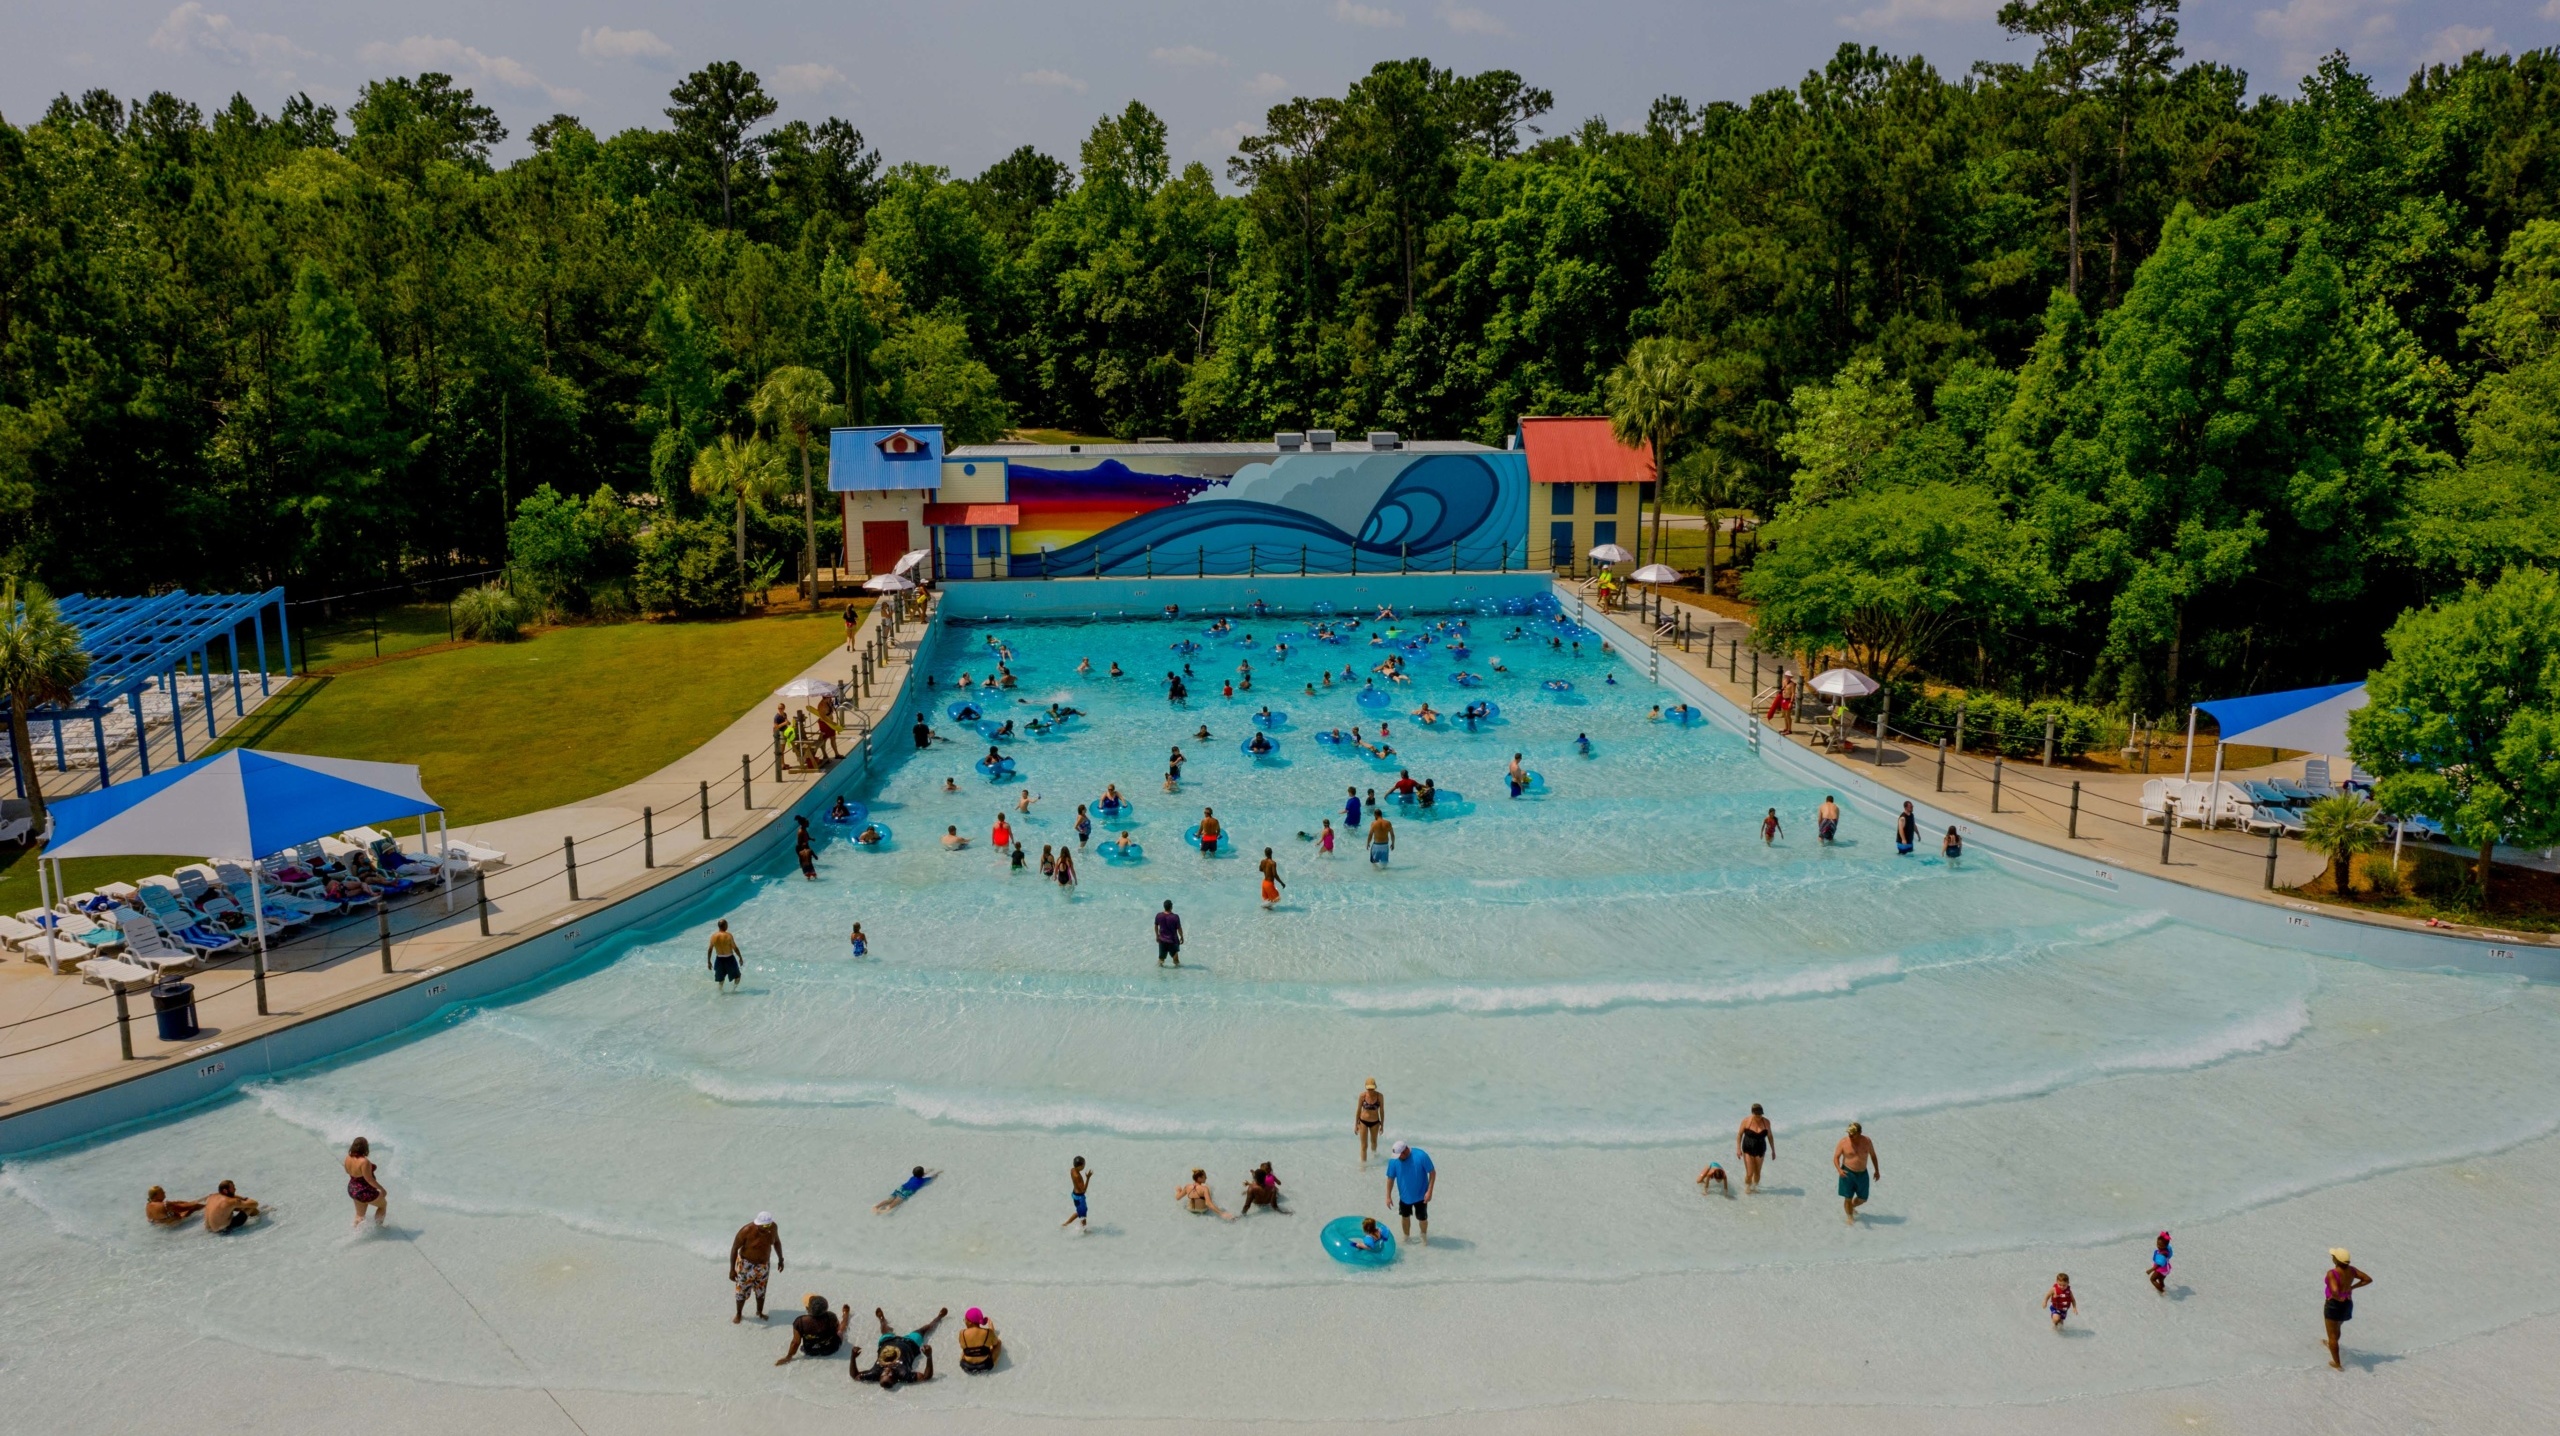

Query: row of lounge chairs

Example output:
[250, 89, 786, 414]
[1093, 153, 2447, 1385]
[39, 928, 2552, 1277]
[2138, 759, 2434, 839]
[5, 828, 506, 988]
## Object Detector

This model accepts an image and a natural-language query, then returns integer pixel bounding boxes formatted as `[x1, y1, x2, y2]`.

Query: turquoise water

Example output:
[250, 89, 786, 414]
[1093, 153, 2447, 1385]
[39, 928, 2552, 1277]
[9, 596, 2560, 1425]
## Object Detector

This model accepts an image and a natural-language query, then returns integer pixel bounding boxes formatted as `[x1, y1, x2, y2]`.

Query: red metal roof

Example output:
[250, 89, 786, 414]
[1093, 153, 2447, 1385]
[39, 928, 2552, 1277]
[1518, 416, 1653, 485]
[923, 504, 1020, 526]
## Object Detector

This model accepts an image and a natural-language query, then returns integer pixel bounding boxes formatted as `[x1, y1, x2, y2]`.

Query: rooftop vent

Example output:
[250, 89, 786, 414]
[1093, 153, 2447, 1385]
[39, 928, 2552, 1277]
[1308, 429, 1336, 451]
[1275, 431, 1304, 451]
[1367, 430, 1400, 450]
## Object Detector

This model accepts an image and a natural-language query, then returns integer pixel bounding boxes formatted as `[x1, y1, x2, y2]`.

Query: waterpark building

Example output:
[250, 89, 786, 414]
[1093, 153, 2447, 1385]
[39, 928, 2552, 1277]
[829, 421, 1654, 579]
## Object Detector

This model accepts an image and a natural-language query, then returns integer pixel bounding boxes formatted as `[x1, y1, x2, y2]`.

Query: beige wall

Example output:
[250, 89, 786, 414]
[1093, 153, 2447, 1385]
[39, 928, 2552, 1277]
[938, 459, 1007, 504]
[1528, 483, 1640, 568]
[840, 490, 930, 574]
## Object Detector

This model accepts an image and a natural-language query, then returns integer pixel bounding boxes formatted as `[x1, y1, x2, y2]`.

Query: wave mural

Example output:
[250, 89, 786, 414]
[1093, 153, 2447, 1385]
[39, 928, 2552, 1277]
[1007, 451, 1529, 577]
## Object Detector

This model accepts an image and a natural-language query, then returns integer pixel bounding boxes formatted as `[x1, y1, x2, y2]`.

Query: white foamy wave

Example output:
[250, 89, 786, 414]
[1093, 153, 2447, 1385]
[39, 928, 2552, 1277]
[1330, 957, 1900, 1016]
[684, 1069, 1334, 1140]
[242, 1081, 383, 1149]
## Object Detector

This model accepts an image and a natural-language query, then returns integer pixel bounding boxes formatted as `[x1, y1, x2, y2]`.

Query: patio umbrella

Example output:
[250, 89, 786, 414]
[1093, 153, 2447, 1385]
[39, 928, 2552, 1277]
[775, 677, 837, 700]
[892, 548, 932, 576]
[1807, 668, 1880, 699]
[1588, 543, 1635, 564]
[1629, 563, 1681, 584]
[863, 573, 917, 593]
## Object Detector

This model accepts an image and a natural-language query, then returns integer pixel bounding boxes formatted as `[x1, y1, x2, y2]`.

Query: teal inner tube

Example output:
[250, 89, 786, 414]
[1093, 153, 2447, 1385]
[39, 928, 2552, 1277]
[1182, 825, 1232, 854]
[1356, 689, 1390, 707]
[1100, 837, 1144, 862]
[976, 756, 1016, 778]
[850, 823, 893, 849]
[1251, 709, 1289, 728]
[1095, 796, 1136, 820]
[1241, 736, 1282, 759]
[1321, 1215, 1397, 1266]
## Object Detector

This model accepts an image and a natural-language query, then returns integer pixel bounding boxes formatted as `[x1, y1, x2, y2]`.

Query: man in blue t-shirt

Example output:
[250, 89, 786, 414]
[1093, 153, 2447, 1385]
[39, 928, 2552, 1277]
[1383, 1141, 1436, 1245]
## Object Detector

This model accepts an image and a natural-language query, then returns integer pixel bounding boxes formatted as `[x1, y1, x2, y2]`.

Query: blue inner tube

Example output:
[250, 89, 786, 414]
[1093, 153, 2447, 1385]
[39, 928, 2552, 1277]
[1251, 710, 1289, 729]
[946, 701, 984, 721]
[1665, 705, 1705, 726]
[1356, 689, 1390, 708]
[977, 756, 1016, 777]
[1173, 640, 1201, 654]
[1095, 797, 1136, 820]
[1182, 825, 1231, 853]
[850, 823, 894, 848]
[1456, 701, 1502, 724]
[1313, 730, 1353, 745]
[1234, 637, 1259, 649]
[1321, 1215, 1397, 1267]
[1099, 837, 1144, 862]
[822, 802, 870, 827]
[1505, 769, 1546, 793]
[1542, 679, 1575, 693]
[1240, 736, 1282, 759]
[1449, 673, 1483, 688]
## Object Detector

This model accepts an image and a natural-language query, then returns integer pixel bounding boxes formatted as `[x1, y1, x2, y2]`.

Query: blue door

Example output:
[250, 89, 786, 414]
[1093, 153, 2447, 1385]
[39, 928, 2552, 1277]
[1593, 521, 1617, 549]
[1549, 521, 1574, 567]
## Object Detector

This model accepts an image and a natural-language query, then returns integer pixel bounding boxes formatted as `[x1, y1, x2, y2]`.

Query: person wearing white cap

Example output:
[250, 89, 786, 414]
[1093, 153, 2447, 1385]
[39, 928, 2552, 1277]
[1383, 1140, 1436, 1245]
[729, 1212, 784, 1323]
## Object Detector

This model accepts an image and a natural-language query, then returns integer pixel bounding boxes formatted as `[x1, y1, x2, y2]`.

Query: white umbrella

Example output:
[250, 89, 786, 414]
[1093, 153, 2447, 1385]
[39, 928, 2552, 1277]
[775, 677, 837, 700]
[892, 548, 932, 575]
[1807, 668, 1880, 698]
[1629, 563, 1680, 584]
[863, 573, 917, 593]
[1588, 543, 1635, 564]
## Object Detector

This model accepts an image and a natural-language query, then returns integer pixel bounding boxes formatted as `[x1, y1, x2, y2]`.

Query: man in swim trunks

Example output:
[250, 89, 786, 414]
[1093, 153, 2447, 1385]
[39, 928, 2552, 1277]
[707, 920, 744, 991]
[1155, 900, 1184, 966]
[1818, 796, 1841, 844]
[912, 716, 933, 751]
[1896, 801, 1918, 854]
[729, 1212, 784, 1322]
[1834, 1123, 1879, 1223]
[2324, 1249, 2372, 1369]
[1063, 1156, 1093, 1231]
[1196, 807, 1221, 853]
[200, 1180, 259, 1233]
[1736, 1103, 1775, 1192]
[1259, 848, 1285, 908]
[1384, 1141, 1436, 1245]
[852, 1306, 947, 1388]
[1367, 812, 1395, 866]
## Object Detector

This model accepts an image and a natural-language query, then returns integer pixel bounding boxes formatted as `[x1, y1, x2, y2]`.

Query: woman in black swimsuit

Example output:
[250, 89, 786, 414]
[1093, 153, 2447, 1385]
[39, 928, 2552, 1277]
[345, 1136, 387, 1229]
[1356, 1079, 1386, 1165]
[1736, 1105, 1774, 1194]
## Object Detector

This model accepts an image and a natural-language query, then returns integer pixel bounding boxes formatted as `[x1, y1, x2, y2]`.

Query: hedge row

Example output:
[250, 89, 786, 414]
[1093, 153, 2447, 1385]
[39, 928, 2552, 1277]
[1883, 689, 2114, 760]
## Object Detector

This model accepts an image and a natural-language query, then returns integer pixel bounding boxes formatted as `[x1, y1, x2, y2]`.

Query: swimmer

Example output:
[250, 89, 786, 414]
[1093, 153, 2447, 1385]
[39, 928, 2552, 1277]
[942, 826, 968, 850]
[707, 919, 745, 990]
[1762, 808, 1782, 845]
[1647, 705, 1663, 722]
[1078, 657, 1092, 674]
[1943, 826, 1963, 859]
[145, 1186, 205, 1227]
[1695, 1161, 1730, 1196]
[1305, 683, 1317, 696]
[1322, 671, 1335, 688]
[1055, 846, 1076, 889]
[1319, 818, 1337, 856]
[1195, 724, 1213, 741]
[2150, 1232, 2174, 1293]
[1248, 731, 1273, 755]
[1576, 732, 1592, 755]
[1258, 848, 1285, 908]
[874, 1166, 940, 1214]
[1736, 1104, 1774, 1191]
[1347, 1217, 1387, 1252]
[1176, 1168, 1235, 1220]
[1834, 1123, 1879, 1224]
[1418, 779, 1437, 810]
[2047, 1273, 2078, 1329]
[943, 777, 959, 793]
[1413, 702, 1438, 724]
[1605, 672, 1618, 685]
[1491, 656, 1507, 672]
[1367, 811, 1395, 866]
[1109, 661, 1125, 678]
[850, 923, 869, 957]
[1017, 789, 1039, 814]
[857, 823, 885, 846]
[1075, 804, 1093, 848]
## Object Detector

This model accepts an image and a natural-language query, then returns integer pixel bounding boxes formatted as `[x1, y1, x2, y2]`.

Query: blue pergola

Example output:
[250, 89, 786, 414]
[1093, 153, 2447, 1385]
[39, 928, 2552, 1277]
[6, 588, 292, 793]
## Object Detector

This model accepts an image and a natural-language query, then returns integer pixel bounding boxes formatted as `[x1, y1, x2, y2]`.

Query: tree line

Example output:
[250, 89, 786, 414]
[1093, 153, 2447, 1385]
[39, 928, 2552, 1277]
[3, 2, 2559, 712]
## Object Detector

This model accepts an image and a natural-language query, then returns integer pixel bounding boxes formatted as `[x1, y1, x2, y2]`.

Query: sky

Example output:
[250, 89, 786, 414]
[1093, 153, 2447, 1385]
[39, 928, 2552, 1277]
[4, 1, 2550, 178]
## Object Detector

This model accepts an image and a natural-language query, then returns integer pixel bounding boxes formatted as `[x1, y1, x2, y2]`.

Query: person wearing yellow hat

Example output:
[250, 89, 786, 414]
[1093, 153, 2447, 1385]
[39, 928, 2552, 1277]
[2323, 1248, 2372, 1369]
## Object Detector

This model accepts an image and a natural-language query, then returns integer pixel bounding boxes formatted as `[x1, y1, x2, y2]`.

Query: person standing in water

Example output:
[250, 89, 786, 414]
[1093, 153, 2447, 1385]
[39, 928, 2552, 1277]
[1818, 795, 1841, 844]
[1896, 801, 1918, 855]
[1319, 818, 1337, 856]
[849, 923, 869, 957]
[707, 920, 744, 991]
[2323, 1249, 2372, 1369]
[2150, 1231, 2174, 1293]
[1258, 848, 1285, 908]
[1344, 786, 1363, 827]
[1761, 808, 1783, 846]
[1736, 1104, 1775, 1193]
[1063, 1156, 1093, 1232]
[1197, 807, 1222, 855]
[1367, 811, 1396, 866]
[730, 1212, 784, 1323]
[343, 1136, 388, 1229]
[1356, 1079, 1385, 1164]
[1834, 1122, 1879, 1223]
[1384, 1140, 1436, 1245]
[1075, 804, 1093, 849]
[2046, 1273, 2078, 1329]
[1155, 900, 1184, 966]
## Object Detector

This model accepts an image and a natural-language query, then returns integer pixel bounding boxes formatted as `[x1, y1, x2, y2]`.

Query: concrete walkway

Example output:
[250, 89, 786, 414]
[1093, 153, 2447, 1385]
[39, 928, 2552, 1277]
[1587, 586, 2557, 951]
[0, 595, 936, 1117]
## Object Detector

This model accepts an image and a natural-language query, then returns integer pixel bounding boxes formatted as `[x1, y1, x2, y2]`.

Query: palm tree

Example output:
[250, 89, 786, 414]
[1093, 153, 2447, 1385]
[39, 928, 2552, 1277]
[1604, 338, 1699, 569]
[2302, 794, 2386, 897]
[0, 577, 92, 831]
[750, 365, 836, 606]
[689, 434, 786, 601]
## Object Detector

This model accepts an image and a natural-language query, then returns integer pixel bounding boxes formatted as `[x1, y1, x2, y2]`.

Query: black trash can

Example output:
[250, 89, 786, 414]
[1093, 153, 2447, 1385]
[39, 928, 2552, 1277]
[151, 982, 199, 1042]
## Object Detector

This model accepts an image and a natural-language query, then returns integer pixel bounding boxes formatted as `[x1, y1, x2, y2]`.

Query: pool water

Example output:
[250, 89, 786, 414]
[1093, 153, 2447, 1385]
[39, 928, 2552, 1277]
[9, 597, 2560, 1428]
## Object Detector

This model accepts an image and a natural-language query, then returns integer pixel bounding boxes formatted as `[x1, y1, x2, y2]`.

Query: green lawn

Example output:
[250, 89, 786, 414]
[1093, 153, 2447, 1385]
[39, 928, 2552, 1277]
[0, 610, 852, 912]
[298, 601, 465, 670]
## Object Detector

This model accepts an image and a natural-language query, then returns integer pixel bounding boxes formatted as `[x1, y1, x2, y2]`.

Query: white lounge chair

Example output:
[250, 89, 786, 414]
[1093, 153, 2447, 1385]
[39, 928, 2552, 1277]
[80, 954, 160, 989]
[174, 869, 309, 930]
[109, 912, 202, 976]
[133, 887, 247, 954]
[442, 837, 507, 869]
[212, 861, 344, 919]
[0, 913, 47, 954]
[2300, 759, 2339, 801]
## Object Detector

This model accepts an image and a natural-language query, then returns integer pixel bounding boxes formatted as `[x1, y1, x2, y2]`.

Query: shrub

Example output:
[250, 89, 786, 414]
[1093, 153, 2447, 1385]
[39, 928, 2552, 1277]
[451, 583, 523, 641]
[2303, 795, 2386, 897]
[507, 484, 640, 618]
[2354, 852, 2404, 898]
[1887, 687, 2111, 760]
[2409, 848, 2477, 903]
[634, 515, 744, 617]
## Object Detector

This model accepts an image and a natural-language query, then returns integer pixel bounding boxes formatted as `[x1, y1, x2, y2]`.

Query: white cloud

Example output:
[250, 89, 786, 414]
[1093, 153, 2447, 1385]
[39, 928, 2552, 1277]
[1199, 120, 1256, 157]
[1335, 0, 1404, 28]
[1018, 68, 1089, 92]
[1246, 71, 1289, 97]
[1841, 0, 1997, 29]
[1150, 44, 1228, 68]
[359, 36, 583, 104]
[149, 3, 312, 75]
[2252, 0, 2402, 79]
[2418, 24, 2497, 65]
[577, 26, 674, 64]
[773, 62, 851, 97]
[2545, 0, 2560, 22]
[1436, 2, 1513, 36]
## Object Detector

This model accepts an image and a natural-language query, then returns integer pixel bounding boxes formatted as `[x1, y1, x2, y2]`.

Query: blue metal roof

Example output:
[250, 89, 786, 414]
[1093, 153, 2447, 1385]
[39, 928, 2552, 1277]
[41, 589, 287, 718]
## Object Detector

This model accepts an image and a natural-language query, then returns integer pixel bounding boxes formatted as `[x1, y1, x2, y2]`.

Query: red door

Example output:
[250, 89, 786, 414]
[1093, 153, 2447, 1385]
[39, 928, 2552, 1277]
[861, 520, 911, 577]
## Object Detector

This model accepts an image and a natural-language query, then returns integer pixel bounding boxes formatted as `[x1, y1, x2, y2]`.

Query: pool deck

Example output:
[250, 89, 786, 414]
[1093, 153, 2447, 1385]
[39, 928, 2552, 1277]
[1584, 586, 2557, 953]
[0, 595, 935, 1128]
